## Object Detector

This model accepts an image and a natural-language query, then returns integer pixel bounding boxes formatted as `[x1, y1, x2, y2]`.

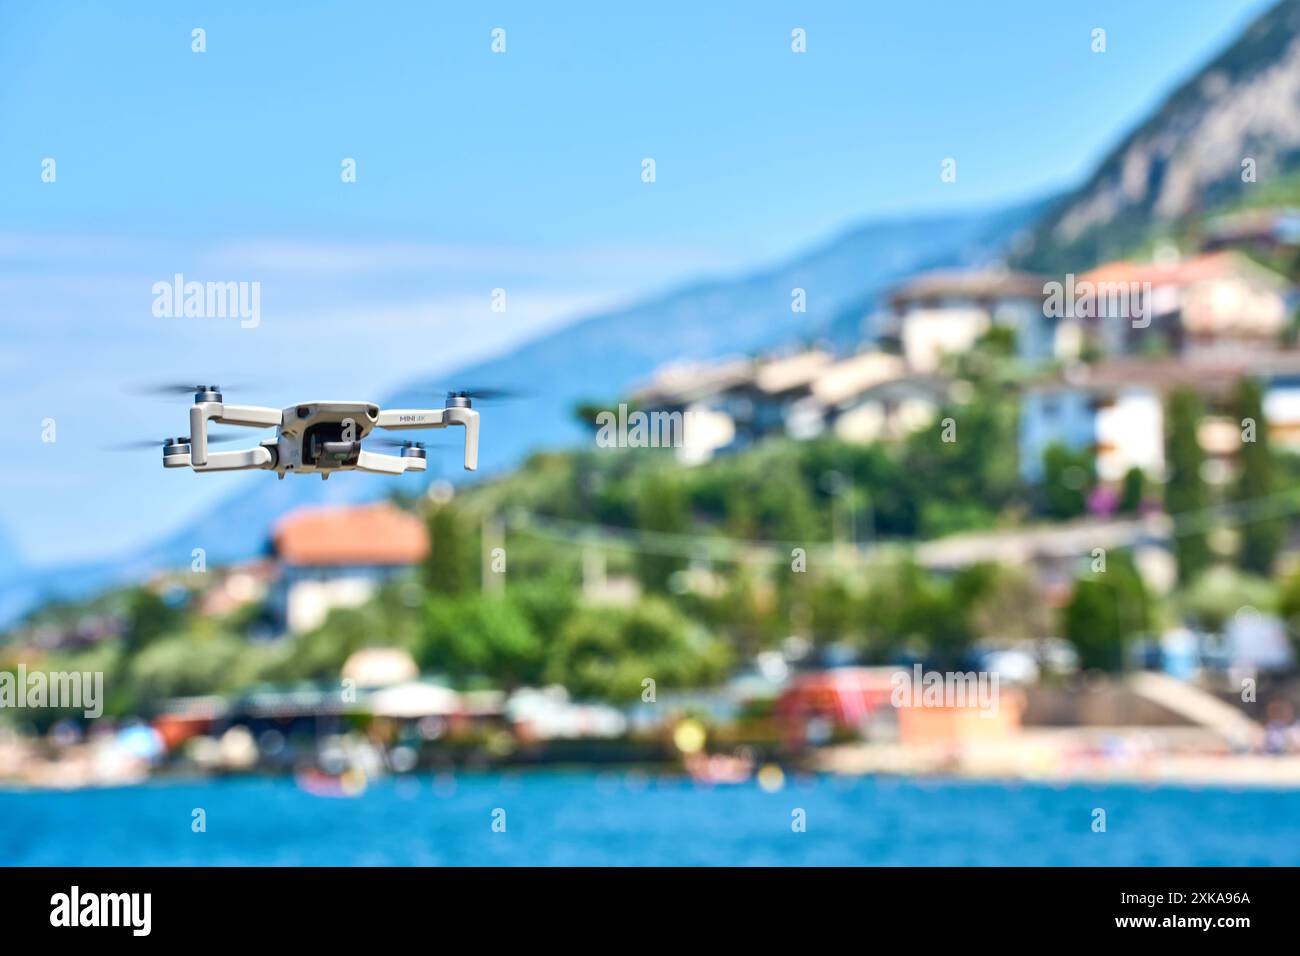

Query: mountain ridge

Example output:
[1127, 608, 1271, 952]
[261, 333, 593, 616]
[1014, 0, 1300, 271]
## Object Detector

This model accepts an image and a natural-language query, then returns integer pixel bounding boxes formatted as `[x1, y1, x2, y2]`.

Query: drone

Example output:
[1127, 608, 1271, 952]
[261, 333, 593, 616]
[147, 385, 481, 479]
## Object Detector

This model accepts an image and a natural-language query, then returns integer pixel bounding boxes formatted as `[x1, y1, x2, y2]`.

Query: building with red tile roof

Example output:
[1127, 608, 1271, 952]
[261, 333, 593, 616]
[268, 504, 429, 635]
[272, 504, 429, 567]
[1078, 250, 1289, 355]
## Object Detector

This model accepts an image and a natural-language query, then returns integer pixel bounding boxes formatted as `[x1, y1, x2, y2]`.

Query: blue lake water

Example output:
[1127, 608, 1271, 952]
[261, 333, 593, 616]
[2, 772, 1298, 866]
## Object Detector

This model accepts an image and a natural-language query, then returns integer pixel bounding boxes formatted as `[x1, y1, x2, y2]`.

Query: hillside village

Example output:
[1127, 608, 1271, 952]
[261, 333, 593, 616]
[7, 197, 1300, 789]
[634, 244, 1300, 478]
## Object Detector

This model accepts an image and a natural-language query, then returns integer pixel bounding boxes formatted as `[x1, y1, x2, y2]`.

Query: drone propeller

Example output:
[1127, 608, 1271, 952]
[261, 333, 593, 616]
[104, 431, 251, 452]
[438, 386, 531, 405]
[134, 383, 220, 396]
[366, 437, 455, 451]
[129, 381, 259, 401]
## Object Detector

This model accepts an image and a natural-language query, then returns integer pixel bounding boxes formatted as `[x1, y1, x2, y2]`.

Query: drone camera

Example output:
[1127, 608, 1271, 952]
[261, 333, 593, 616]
[302, 421, 362, 468]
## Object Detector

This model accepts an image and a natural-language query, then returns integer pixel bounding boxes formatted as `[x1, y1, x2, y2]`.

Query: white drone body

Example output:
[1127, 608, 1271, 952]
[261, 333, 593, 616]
[160, 387, 479, 479]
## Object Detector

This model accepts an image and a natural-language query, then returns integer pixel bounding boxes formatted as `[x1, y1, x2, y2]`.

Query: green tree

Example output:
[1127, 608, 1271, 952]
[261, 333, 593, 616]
[121, 588, 183, 653]
[633, 471, 688, 592]
[40, 641, 134, 720]
[759, 462, 818, 544]
[706, 567, 781, 658]
[419, 595, 544, 688]
[506, 576, 577, 644]
[1062, 551, 1149, 671]
[976, 324, 1018, 358]
[1232, 377, 1283, 576]
[573, 399, 618, 434]
[423, 502, 475, 596]
[1119, 466, 1146, 514]
[264, 605, 383, 682]
[804, 575, 859, 647]
[860, 559, 976, 666]
[966, 563, 1055, 642]
[125, 631, 250, 702]
[545, 597, 730, 701]
[1164, 387, 1211, 584]
[860, 559, 927, 659]
[1180, 566, 1277, 634]
[1041, 441, 1095, 519]
[903, 380, 1022, 533]
[1277, 566, 1300, 656]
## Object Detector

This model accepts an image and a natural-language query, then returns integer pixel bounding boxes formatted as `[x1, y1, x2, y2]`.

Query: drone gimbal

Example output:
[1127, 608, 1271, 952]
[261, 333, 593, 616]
[160, 387, 479, 479]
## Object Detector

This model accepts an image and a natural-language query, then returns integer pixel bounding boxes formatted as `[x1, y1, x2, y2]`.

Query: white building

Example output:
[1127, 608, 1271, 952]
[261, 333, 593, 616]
[1019, 354, 1300, 485]
[1080, 251, 1289, 357]
[632, 350, 835, 464]
[884, 268, 1070, 371]
[268, 503, 429, 635]
[1020, 384, 1163, 483]
[786, 350, 942, 443]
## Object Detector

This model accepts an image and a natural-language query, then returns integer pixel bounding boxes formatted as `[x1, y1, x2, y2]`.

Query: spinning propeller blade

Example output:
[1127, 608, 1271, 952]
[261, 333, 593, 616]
[366, 437, 455, 451]
[104, 431, 251, 452]
[437, 385, 531, 404]
[128, 381, 260, 400]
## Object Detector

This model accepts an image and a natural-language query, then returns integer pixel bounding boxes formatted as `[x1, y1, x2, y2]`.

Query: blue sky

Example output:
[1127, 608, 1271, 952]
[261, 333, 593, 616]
[0, 0, 1279, 565]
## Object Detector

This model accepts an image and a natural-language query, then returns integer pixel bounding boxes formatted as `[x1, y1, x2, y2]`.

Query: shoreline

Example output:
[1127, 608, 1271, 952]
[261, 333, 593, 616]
[814, 730, 1300, 789]
[5, 756, 1300, 793]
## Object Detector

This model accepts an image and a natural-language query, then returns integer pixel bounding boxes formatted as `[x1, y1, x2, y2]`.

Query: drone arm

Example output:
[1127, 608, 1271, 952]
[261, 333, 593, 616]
[189, 403, 281, 466]
[374, 408, 447, 429]
[218, 405, 283, 428]
[445, 406, 479, 471]
[190, 446, 275, 473]
[189, 404, 215, 466]
[355, 450, 426, 475]
[375, 406, 477, 471]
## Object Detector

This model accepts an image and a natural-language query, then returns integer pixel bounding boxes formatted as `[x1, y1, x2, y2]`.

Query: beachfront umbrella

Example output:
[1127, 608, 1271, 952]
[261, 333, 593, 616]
[114, 724, 165, 762]
[341, 648, 419, 688]
[369, 682, 461, 719]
